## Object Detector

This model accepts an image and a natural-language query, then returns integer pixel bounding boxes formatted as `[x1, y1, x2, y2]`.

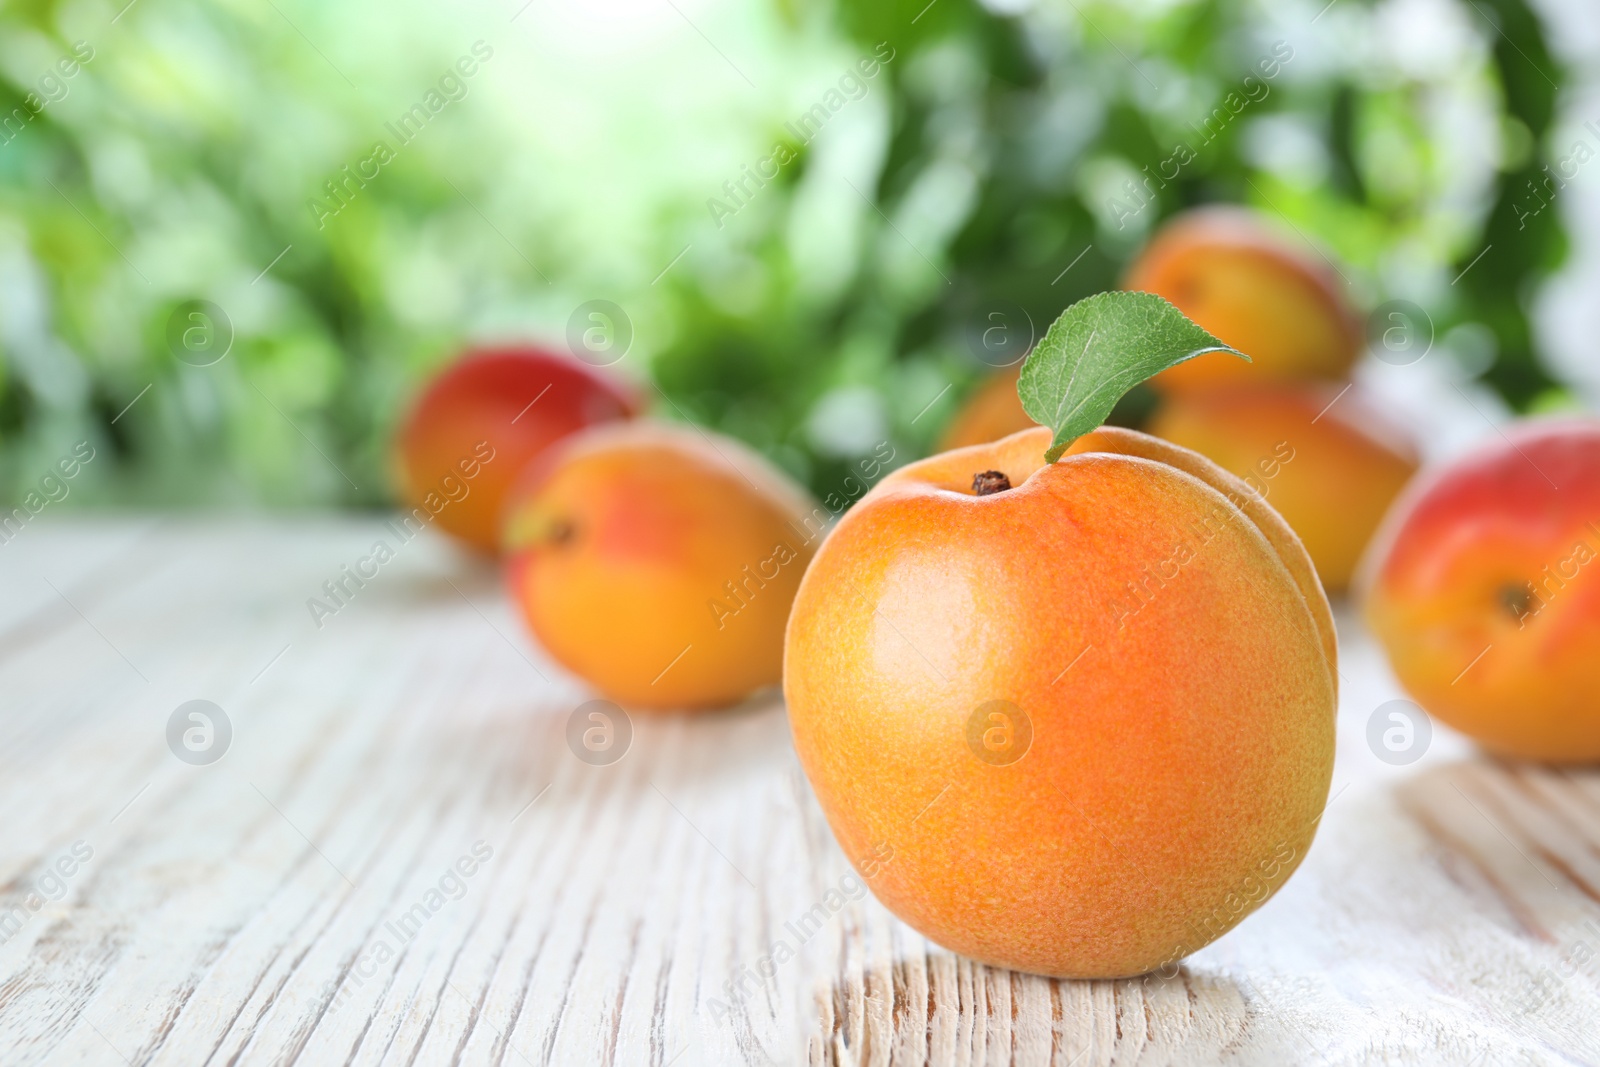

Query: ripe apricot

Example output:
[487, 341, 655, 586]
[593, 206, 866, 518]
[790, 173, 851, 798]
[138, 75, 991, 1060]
[1124, 208, 1361, 392]
[395, 346, 638, 553]
[784, 424, 1336, 978]
[938, 366, 1037, 451]
[505, 422, 819, 710]
[1149, 383, 1419, 593]
[1363, 419, 1600, 763]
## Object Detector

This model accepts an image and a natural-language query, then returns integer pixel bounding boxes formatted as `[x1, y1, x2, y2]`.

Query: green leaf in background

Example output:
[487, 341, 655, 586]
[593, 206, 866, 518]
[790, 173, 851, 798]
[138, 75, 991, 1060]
[1019, 292, 1246, 462]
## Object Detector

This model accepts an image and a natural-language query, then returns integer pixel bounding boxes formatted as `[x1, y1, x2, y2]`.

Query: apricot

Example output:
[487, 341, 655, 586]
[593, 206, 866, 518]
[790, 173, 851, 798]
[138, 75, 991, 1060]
[785, 424, 1336, 977]
[1363, 419, 1600, 763]
[504, 422, 820, 710]
[1149, 383, 1419, 593]
[395, 345, 638, 553]
[1124, 208, 1362, 392]
[938, 366, 1037, 451]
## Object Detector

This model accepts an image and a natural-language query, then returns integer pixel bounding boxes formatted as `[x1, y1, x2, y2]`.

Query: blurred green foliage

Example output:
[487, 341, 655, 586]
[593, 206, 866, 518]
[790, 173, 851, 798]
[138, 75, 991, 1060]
[0, 0, 1573, 507]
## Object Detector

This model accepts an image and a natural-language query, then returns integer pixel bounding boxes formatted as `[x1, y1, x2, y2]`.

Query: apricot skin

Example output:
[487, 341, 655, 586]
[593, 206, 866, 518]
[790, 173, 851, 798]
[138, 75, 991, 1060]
[396, 346, 638, 554]
[1363, 420, 1600, 763]
[785, 425, 1336, 978]
[1124, 208, 1361, 392]
[505, 422, 819, 710]
[1149, 384, 1419, 593]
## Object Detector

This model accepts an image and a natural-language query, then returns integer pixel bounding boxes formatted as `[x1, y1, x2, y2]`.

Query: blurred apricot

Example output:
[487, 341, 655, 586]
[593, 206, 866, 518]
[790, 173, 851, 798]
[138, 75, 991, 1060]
[505, 422, 819, 710]
[1125, 208, 1362, 391]
[1363, 419, 1600, 763]
[395, 345, 638, 554]
[1148, 383, 1418, 592]
[938, 366, 1038, 451]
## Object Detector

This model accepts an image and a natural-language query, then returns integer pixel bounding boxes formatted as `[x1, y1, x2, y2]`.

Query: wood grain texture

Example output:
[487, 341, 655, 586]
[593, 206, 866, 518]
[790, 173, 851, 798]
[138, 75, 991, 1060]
[1, 518, 1598, 1066]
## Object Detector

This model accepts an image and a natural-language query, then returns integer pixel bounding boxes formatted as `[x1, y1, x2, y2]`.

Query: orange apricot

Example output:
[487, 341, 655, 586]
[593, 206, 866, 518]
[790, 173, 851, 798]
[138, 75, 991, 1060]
[1124, 208, 1362, 392]
[1148, 383, 1419, 593]
[785, 424, 1336, 977]
[505, 422, 819, 710]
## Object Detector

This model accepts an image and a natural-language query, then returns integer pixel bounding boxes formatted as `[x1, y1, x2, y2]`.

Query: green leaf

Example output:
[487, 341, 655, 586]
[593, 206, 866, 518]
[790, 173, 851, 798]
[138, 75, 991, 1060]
[1019, 292, 1248, 462]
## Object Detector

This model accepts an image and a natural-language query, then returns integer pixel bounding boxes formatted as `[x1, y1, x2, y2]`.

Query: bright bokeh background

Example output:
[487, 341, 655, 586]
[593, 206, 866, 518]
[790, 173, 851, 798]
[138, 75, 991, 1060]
[1, 0, 1596, 508]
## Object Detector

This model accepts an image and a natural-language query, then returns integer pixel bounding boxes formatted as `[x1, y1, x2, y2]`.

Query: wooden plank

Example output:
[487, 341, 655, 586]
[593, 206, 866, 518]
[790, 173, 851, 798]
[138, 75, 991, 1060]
[1, 518, 1598, 1065]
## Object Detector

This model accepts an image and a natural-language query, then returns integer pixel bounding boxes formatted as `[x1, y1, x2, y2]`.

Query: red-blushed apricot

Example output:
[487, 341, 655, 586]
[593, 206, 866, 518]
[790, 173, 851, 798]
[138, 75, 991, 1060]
[504, 422, 820, 710]
[1124, 208, 1362, 392]
[784, 424, 1336, 978]
[1362, 419, 1600, 763]
[938, 366, 1037, 451]
[1149, 383, 1419, 593]
[395, 346, 638, 554]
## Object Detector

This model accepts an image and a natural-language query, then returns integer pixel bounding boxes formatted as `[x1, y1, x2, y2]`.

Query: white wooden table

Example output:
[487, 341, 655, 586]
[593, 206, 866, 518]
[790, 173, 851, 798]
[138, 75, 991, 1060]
[2, 518, 1598, 1066]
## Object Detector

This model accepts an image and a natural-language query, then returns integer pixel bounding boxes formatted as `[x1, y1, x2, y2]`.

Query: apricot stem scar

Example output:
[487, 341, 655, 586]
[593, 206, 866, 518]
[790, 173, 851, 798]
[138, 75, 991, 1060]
[1499, 583, 1533, 621]
[972, 470, 1011, 495]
